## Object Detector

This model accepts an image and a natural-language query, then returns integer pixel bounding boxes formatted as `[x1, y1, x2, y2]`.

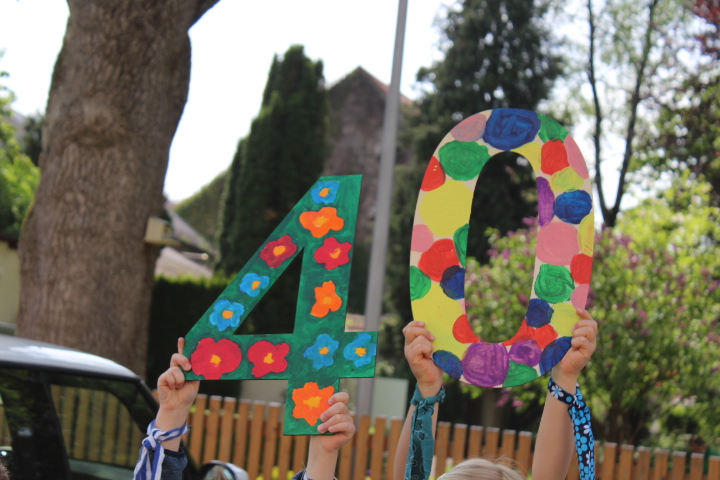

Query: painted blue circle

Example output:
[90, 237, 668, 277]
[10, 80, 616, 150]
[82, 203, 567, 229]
[539, 336, 573, 375]
[526, 298, 554, 327]
[482, 109, 541, 150]
[433, 350, 463, 379]
[554, 190, 593, 224]
[440, 265, 465, 300]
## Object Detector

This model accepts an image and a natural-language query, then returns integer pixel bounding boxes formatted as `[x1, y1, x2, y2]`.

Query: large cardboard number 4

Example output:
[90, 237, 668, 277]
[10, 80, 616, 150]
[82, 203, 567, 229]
[183, 175, 377, 435]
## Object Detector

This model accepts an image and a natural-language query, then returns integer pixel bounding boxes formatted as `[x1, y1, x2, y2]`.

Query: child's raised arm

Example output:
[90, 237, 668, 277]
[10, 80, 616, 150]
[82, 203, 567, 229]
[532, 309, 598, 480]
[304, 392, 356, 480]
[393, 321, 444, 480]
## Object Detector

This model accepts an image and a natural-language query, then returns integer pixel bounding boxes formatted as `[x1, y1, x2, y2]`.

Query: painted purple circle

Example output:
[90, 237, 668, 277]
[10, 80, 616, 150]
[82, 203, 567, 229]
[537, 177, 554, 226]
[450, 113, 487, 142]
[509, 340, 542, 367]
[462, 343, 510, 386]
[565, 135, 589, 179]
[411, 224, 435, 252]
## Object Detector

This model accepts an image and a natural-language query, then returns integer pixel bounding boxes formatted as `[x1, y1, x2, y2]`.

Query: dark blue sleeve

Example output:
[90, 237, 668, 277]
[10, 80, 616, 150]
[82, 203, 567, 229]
[292, 470, 306, 480]
[146, 447, 187, 480]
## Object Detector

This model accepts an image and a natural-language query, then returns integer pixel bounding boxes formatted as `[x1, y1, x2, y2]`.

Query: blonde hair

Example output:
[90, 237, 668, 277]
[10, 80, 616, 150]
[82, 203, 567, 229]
[438, 457, 526, 480]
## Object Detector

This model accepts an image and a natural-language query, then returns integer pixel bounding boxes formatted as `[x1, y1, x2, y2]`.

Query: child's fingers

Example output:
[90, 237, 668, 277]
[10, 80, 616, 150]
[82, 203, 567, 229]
[570, 335, 595, 355]
[407, 339, 433, 359]
[170, 353, 192, 371]
[575, 308, 594, 322]
[572, 325, 597, 344]
[320, 399, 350, 423]
[319, 414, 355, 435]
[403, 323, 435, 344]
[177, 337, 185, 355]
[327, 391, 349, 407]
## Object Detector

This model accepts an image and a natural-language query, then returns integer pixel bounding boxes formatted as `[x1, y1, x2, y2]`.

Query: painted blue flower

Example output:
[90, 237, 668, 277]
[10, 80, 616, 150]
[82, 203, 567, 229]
[209, 299, 244, 332]
[311, 181, 340, 204]
[343, 333, 377, 367]
[304, 334, 340, 370]
[239, 273, 270, 298]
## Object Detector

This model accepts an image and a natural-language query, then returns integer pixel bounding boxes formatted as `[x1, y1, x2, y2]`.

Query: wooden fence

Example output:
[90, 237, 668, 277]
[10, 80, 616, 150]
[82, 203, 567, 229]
[1, 387, 717, 480]
[183, 394, 720, 480]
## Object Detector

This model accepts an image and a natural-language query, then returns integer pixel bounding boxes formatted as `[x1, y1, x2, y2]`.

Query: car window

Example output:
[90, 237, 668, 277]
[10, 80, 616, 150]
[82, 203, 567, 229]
[47, 372, 156, 480]
[0, 366, 159, 480]
[51, 384, 145, 472]
[0, 368, 70, 480]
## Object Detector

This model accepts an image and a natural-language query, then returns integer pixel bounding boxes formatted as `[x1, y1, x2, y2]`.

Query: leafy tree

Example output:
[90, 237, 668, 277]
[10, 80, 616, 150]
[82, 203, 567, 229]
[463, 177, 720, 446]
[17, 0, 221, 375]
[642, 0, 720, 204]
[384, 0, 563, 362]
[173, 169, 228, 245]
[217, 45, 327, 333]
[0, 55, 39, 237]
[20, 112, 43, 167]
[577, 0, 695, 226]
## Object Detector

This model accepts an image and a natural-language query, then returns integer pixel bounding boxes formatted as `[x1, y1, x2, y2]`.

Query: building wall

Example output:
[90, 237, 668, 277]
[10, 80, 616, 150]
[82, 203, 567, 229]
[0, 240, 19, 327]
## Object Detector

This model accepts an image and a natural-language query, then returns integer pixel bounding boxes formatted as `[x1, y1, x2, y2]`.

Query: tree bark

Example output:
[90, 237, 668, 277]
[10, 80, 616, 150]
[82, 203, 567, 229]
[16, 0, 220, 375]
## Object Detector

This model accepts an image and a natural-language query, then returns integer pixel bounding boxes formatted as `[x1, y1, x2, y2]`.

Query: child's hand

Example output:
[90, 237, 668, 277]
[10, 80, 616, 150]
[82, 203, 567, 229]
[403, 321, 443, 397]
[312, 392, 355, 453]
[552, 309, 597, 390]
[157, 338, 200, 415]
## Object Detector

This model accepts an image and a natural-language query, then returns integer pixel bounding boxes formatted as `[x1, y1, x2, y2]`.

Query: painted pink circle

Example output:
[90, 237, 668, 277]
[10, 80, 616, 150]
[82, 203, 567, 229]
[536, 221, 580, 265]
[571, 283, 590, 309]
[565, 135, 589, 179]
[450, 113, 487, 142]
[411, 224, 435, 252]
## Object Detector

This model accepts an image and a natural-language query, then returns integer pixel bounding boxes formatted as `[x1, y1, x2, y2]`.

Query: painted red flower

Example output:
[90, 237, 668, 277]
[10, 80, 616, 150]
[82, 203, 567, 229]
[313, 237, 352, 270]
[247, 340, 290, 378]
[260, 235, 298, 268]
[190, 338, 242, 380]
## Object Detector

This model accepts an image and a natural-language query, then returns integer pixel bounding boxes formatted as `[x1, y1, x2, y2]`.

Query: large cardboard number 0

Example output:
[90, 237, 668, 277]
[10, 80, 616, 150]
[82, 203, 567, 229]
[410, 109, 594, 388]
[184, 175, 377, 434]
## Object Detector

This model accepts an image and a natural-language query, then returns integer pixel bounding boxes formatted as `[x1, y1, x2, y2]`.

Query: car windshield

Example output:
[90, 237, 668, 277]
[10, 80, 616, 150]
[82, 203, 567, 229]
[0, 367, 157, 480]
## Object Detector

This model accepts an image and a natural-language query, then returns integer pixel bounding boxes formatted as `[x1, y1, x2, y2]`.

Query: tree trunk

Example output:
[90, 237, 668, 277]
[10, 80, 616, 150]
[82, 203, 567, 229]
[16, 0, 220, 375]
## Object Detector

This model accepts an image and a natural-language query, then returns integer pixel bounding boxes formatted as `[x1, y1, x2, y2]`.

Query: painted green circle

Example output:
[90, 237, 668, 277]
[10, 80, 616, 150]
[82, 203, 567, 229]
[438, 141, 491, 181]
[538, 113, 569, 142]
[453, 224, 469, 267]
[534, 264, 575, 303]
[410, 266, 432, 301]
[503, 361, 539, 387]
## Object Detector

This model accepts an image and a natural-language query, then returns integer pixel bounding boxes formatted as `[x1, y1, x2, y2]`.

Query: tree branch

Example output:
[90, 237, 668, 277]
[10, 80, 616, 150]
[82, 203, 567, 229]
[587, 0, 611, 224]
[607, 0, 661, 226]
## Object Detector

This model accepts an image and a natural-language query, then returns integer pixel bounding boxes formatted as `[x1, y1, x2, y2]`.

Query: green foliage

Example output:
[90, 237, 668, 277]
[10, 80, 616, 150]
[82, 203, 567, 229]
[216, 45, 327, 333]
[420, 0, 561, 250]
[20, 112, 43, 166]
[0, 53, 39, 237]
[385, 0, 561, 330]
[147, 275, 237, 397]
[464, 177, 720, 446]
[641, 2, 720, 203]
[173, 169, 227, 245]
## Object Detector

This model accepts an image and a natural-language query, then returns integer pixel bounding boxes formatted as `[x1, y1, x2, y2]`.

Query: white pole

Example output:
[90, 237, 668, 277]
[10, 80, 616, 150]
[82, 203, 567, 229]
[356, 0, 409, 418]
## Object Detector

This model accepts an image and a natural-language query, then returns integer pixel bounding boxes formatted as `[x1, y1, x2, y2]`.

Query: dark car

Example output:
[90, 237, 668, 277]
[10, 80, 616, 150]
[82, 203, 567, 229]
[0, 335, 245, 480]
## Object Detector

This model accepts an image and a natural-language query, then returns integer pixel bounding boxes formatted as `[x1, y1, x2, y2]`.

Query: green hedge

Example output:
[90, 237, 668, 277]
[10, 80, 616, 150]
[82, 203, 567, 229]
[147, 274, 241, 398]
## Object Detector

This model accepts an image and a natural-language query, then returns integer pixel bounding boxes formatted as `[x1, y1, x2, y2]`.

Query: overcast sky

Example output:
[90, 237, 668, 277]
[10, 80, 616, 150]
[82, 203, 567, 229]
[0, 0, 449, 201]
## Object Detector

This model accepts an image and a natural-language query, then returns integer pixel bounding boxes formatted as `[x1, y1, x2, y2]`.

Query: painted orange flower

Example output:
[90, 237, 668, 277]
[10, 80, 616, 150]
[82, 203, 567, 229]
[299, 207, 344, 238]
[291, 382, 335, 426]
[311, 281, 342, 318]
